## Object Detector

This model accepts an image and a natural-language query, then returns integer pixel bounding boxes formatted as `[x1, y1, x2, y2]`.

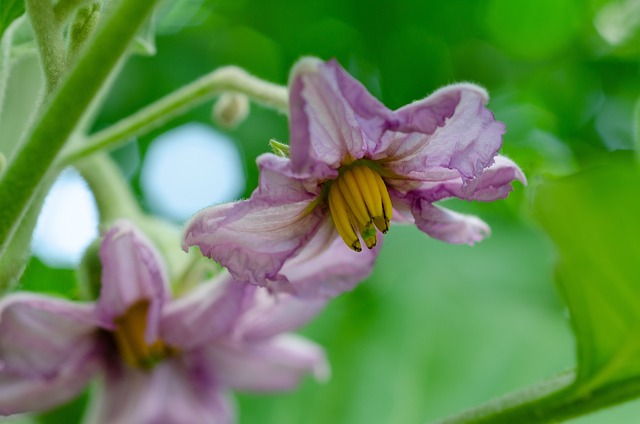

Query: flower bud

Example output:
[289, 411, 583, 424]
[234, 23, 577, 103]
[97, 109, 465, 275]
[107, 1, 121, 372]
[212, 92, 250, 129]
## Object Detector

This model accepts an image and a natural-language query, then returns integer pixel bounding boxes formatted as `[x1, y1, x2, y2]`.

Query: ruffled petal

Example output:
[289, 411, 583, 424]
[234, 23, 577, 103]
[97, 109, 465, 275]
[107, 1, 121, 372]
[289, 58, 392, 175]
[183, 197, 326, 286]
[279, 220, 380, 298]
[254, 153, 323, 201]
[230, 286, 326, 341]
[90, 358, 233, 424]
[411, 200, 491, 245]
[206, 335, 329, 392]
[161, 273, 247, 350]
[378, 83, 505, 182]
[97, 221, 170, 343]
[0, 294, 101, 414]
[393, 155, 527, 203]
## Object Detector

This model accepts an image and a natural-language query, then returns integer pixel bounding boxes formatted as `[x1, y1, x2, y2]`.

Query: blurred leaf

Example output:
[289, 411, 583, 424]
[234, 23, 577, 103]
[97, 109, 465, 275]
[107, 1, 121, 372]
[0, 0, 24, 41]
[16, 256, 78, 299]
[594, 0, 640, 55]
[535, 158, 640, 389]
[132, 15, 157, 56]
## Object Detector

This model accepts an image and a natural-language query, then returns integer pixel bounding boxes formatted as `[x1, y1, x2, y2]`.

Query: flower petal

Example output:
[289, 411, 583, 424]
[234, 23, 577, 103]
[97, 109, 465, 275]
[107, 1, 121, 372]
[289, 58, 392, 175]
[279, 220, 380, 298]
[206, 334, 329, 392]
[91, 359, 233, 424]
[183, 196, 326, 286]
[230, 286, 326, 341]
[0, 294, 101, 414]
[161, 273, 248, 350]
[395, 155, 527, 203]
[411, 200, 491, 245]
[97, 221, 170, 343]
[254, 153, 323, 201]
[378, 83, 505, 182]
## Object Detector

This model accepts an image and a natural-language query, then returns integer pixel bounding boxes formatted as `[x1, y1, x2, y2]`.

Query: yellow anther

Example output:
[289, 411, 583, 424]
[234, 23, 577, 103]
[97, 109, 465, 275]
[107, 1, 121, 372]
[113, 300, 176, 369]
[328, 182, 362, 252]
[353, 166, 383, 219]
[327, 162, 394, 251]
[336, 171, 370, 227]
[371, 169, 392, 232]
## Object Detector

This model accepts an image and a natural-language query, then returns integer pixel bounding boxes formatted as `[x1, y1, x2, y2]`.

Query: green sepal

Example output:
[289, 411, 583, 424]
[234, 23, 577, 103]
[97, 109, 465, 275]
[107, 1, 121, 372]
[269, 139, 290, 158]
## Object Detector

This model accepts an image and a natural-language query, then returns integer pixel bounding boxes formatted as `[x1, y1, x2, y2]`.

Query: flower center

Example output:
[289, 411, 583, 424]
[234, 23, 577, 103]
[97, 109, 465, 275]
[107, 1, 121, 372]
[327, 163, 392, 252]
[112, 300, 177, 370]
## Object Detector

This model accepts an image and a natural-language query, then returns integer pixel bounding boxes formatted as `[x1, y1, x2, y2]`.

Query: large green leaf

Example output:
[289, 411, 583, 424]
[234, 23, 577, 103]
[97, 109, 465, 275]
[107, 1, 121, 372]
[0, 0, 24, 41]
[535, 158, 640, 391]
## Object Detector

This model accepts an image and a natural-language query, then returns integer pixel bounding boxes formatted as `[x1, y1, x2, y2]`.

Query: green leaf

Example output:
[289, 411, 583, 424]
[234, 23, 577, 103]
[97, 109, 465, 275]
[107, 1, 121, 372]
[0, 0, 24, 41]
[534, 158, 640, 391]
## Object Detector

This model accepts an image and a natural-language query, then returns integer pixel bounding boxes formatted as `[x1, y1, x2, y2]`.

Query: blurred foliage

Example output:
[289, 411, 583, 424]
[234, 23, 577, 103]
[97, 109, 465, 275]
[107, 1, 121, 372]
[0, 0, 23, 40]
[3, 0, 640, 422]
[535, 158, 640, 393]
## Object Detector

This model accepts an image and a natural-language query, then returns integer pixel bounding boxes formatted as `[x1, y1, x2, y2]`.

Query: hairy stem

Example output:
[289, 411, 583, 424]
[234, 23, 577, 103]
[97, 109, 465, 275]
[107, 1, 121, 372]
[25, 0, 66, 91]
[53, 0, 96, 25]
[0, 0, 160, 257]
[60, 66, 288, 164]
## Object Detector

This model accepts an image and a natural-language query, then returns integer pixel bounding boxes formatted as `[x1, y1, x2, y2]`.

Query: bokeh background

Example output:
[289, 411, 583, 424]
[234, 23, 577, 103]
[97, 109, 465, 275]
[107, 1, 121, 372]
[11, 0, 640, 422]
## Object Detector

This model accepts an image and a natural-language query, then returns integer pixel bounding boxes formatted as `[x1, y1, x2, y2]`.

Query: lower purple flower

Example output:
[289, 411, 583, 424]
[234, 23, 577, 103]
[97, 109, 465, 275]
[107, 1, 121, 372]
[0, 221, 328, 423]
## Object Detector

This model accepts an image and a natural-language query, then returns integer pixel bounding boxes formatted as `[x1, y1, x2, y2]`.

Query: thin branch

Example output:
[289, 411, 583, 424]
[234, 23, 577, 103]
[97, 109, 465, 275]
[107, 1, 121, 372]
[60, 66, 288, 165]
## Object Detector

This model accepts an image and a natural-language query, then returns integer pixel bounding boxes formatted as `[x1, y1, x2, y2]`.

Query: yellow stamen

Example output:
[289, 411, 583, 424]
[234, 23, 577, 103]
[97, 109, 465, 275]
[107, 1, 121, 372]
[327, 163, 393, 251]
[328, 183, 362, 252]
[336, 176, 369, 227]
[113, 300, 176, 369]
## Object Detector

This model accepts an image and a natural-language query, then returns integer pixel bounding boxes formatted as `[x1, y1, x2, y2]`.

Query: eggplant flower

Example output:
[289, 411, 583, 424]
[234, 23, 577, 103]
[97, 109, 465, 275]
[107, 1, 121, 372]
[183, 58, 525, 292]
[0, 221, 327, 423]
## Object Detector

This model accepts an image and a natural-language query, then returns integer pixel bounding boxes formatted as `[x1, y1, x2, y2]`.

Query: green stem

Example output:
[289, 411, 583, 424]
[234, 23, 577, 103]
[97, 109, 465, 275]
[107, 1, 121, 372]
[74, 152, 143, 225]
[436, 372, 640, 424]
[0, 0, 159, 257]
[25, 0, 66, 91]
[53, 0, 95, 25]
[60, 66, 288, 165]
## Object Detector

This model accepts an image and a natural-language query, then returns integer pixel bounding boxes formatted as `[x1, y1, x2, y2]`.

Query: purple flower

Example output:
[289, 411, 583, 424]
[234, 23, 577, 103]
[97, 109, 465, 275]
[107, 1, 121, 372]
[0, 221, 327, 423]
[183, 58, 525, 295]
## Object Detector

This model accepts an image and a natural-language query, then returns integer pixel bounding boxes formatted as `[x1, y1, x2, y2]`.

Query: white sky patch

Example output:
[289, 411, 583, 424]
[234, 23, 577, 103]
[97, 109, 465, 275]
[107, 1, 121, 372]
[140, 123, 246, 223]
[32, 168, 99, 268]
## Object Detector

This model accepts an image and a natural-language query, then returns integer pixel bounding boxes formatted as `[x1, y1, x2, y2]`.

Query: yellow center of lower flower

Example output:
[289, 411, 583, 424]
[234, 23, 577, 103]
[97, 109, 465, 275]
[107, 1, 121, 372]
[327, 163, 392, 252]
[112, 300, 177, 369]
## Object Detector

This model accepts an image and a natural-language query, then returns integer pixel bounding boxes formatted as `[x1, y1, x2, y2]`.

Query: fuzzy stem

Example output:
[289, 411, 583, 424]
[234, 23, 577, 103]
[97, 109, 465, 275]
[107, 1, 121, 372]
[60, 66, 288, 165]
[53, 0, 96, 25]
[74, 152, 143, 225]
[0, 0, 159, 257]
[435, 371, 640, 424]
[25, 0, 67, 92]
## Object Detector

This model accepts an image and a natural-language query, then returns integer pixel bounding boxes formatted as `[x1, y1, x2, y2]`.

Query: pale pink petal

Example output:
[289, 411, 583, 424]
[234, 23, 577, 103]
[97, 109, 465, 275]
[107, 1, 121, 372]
[377, 83, 505, 182]
[91, 359, 233, 424]
[255, 153, 323, 200]
[230, 286, 326, 341]
[182, 198, 326, 286]
[394, 155, 527, 203]
[0, 295, 101, 414]
[206, 335, 329, 392]
[411, 200, 491, 245]
[279, 220, 380, 298]
[97, 221, 170, 343]
[161, 273, 247, 350]
[288, 58, 392, 175]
